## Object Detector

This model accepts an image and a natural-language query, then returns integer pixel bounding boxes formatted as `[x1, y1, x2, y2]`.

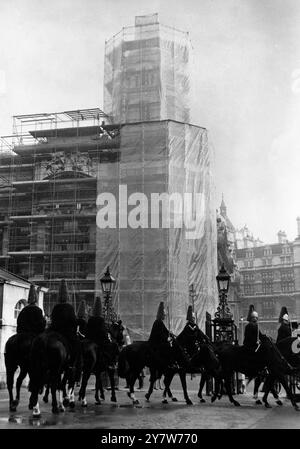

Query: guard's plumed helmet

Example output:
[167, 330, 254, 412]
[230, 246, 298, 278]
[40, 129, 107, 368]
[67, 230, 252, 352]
[279, 306, 289, 323]
[93, 296, 103, 318]
[186, 305, 195, 322]
[156, 301, 165, 320]
[57, 279, 70, 304]
[77, 299, 88, 320]
[247, 304, 258, 321]
[27, 284, 38, 305]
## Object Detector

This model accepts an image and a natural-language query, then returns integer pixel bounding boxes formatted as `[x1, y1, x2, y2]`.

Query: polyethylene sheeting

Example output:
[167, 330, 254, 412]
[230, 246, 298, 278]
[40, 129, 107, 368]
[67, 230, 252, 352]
[96, 120, 217, 340]
[104, 22, 191, 124]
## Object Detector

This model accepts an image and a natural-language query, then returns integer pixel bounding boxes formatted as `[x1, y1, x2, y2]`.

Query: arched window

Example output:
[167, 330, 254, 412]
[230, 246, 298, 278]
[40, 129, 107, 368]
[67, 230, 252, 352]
[14, 300, 26, 319]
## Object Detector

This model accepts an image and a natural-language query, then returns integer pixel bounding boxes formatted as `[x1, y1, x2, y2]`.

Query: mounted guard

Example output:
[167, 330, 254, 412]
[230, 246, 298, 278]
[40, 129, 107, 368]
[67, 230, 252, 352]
[243, 304, 264, 354]
[48, 279, 81, 381]
[148, 301, 177, 371]
[276, 306, 292, 343]
[17, 284, 46, 336]
[177, 305, 210, 357]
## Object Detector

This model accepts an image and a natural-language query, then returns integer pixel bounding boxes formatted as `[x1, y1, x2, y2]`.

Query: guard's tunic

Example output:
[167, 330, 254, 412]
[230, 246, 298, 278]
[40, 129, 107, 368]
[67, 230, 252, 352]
[86, 316, 109, 346]
[17, 304, 46, 335]
[276, 322, 292, 343]
[243, 322, 263, 351]
[148, 319, 170, 348]
[177, 323, 205, 352]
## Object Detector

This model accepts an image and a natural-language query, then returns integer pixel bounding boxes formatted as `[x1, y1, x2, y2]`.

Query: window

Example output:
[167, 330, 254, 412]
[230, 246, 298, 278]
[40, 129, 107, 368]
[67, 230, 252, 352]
[263, 247, 272, 257]
[14, 300, 26, 319]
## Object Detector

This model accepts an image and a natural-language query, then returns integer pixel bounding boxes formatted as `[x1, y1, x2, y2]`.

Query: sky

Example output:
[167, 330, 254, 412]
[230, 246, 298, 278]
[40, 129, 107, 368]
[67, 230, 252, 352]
[0, 0, 300, 244]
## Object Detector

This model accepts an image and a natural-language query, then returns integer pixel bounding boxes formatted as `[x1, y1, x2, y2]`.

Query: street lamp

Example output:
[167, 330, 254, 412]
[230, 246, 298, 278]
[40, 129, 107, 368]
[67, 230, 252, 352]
[100, 266, 116, 326]
[215, 263, 232, 321]
[216, 263, 230, 293]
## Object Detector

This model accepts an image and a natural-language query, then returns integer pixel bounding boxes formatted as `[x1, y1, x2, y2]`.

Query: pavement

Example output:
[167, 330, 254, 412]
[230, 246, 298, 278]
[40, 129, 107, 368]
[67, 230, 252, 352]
[0, 374, 300, 430]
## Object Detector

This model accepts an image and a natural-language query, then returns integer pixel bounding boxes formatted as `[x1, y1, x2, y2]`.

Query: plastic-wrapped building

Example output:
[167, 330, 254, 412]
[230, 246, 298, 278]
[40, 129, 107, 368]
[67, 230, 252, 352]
[0, 14, 218, 337]
[98, 14, 218, 338]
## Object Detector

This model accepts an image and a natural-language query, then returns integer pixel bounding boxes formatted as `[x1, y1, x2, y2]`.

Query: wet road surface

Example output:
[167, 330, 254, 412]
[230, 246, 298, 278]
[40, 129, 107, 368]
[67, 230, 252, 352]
[0, 375, 300, 429]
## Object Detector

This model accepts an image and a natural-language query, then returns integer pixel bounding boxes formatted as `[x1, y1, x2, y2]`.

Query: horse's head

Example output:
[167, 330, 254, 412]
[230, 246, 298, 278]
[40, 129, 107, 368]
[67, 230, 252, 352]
[260, 334, 294, 375]
[192, 343, 221, 375]
[109, 320, 125, 347]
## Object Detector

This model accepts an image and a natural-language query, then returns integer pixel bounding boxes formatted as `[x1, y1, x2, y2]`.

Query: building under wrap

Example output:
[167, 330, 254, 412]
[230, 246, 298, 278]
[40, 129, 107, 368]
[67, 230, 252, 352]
[0, 14, 218, 337]
[96, 120, 218, 339]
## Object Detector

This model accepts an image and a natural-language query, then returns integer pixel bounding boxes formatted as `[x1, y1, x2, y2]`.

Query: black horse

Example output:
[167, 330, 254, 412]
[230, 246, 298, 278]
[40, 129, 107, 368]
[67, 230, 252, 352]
[252, 336, 300, 407]
[118, 337, 194, 405]
[4, 332, 35, 412]
[214, 335, 300, 410]
[28, 330, 69, 417]
[78, 321, 124, 406]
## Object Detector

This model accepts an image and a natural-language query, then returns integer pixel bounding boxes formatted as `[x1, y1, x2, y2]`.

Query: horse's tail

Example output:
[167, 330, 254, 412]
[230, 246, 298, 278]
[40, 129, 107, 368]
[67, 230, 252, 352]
[118, 348, 130, 378]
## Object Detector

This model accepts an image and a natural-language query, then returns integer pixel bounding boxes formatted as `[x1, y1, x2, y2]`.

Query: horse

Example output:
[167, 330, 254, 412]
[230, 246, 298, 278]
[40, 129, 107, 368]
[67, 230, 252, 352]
[4, 332, 36, 412]
[214, 335, 300, 410]
[252, 336, 300, 406]
[77, 320, 124, 407]
[28, 330, 69, 417]
[118, 336, 195, 405]
[147, 343, 222, 405]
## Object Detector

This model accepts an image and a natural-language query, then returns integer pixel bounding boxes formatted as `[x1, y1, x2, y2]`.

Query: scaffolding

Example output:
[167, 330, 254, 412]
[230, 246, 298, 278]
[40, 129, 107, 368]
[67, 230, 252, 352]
[0, 108, 120, 314]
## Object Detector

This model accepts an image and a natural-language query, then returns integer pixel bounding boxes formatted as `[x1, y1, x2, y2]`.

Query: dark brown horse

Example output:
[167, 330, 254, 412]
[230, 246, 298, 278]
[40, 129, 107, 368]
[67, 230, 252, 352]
[28, 330, 69, 417]
[78, 321, 124, 406]
[5, 332, 35, 411]
[214, 335, 300, 410]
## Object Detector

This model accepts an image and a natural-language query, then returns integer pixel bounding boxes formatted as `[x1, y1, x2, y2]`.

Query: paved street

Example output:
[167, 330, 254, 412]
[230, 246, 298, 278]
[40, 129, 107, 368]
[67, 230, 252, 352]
[0, 375, 299, 430]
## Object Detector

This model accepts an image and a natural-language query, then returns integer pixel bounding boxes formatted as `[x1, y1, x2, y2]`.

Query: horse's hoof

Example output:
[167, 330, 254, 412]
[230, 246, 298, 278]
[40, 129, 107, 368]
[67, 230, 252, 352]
[211, 396, 217, 403]
[256, 400, 262, 405]
[81, 403, 87, 408]
[32, 413, 41, 419]
[111, 397, 117, 403]
[100, 394, 105, 400]
[133, 399, 139, 405]
[264, 403, 272, 409]
[95, 400, 101, 405]
[162, 399, 168, 404]
[294, 405, 300, 412]
[42, 396, 48, 404]
[58, 405, 65, 413]
[186, 399, 193, 405]
[63, 398, 69, 407]
[10, 405, 17, 412]
[172, 397, 178, 402]
[276, 400, 283, 406]
[69, 401, 75, 409]
[233, 401, 240, 407]
[200, 399, 206, 403]
[52, 407, 59, 414]
[145, 394, 150, 401]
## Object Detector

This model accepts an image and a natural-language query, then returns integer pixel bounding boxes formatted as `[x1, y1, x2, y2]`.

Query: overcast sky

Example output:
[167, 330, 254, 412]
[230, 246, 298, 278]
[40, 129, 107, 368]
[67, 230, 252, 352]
[0, 0, 300, 244]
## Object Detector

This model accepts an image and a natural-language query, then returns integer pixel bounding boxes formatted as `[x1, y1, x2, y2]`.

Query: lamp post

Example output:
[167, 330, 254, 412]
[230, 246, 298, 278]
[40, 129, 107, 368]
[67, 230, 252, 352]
[240, 317, 245, 343]
[100, 266, 117, 327]
[215, 263, 232, 321]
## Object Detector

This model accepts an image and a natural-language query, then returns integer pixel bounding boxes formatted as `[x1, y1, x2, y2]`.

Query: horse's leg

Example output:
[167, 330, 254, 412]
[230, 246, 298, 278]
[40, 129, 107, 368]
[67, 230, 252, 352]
[177, 369, 192, 405]
[277, 374, 300, 411]
[162, 372, 178, 403]
[270, 383, 283, 406]
[145, 368, 156, 402]
[29, 388, 41, 418]
[254, 377, 263, 405]
[50, 377, 59, 414]
[127, 372, 139, 405]
[99, 375, 105, 400]
[107, 368, 117, 402]
[6, 364, 17, 412]
[78, 370, 90, 407]
[95, 373, 101, 405]
[15, 366, 28, 407]
[224, 375, 240, 406]
[198, 372, 207, 403]
[42, 383, 50, 403]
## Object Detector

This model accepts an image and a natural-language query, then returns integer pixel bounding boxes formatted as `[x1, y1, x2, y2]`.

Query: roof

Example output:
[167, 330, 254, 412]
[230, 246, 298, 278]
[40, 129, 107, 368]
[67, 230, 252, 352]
[0, 267, 47, 291]
[0, 267, 31, 287]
